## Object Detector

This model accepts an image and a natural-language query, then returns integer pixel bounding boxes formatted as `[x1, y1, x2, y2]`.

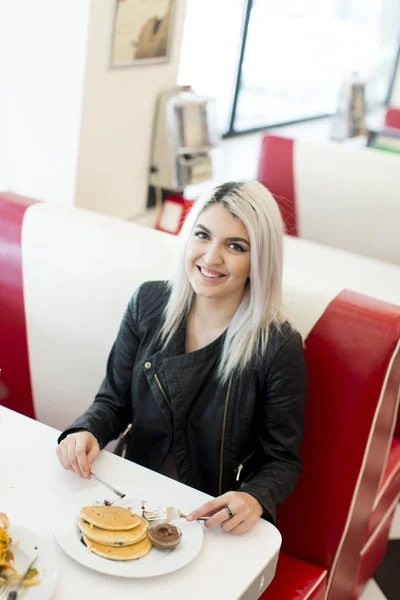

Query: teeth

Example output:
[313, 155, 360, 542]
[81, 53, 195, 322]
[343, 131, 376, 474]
[200, 267, 222, 278]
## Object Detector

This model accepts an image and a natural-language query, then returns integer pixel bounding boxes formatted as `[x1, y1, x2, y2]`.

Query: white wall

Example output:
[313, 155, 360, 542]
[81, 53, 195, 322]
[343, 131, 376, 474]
[0, 0, 91, 205]
[75, 1, 187, 220]
[0, 2, 13, 190]
[390, 59, 400, 106]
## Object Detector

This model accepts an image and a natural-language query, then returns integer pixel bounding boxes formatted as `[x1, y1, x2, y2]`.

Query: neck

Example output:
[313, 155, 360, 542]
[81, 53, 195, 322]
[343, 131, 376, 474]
[190, 290, 244, 330]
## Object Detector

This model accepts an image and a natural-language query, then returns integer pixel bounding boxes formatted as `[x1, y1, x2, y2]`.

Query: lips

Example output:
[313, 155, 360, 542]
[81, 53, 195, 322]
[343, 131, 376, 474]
[196, 265, 226, 279]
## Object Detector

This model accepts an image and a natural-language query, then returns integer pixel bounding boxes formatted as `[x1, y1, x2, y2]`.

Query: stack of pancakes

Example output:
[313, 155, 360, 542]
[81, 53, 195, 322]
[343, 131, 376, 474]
[78, 505, 151, 561]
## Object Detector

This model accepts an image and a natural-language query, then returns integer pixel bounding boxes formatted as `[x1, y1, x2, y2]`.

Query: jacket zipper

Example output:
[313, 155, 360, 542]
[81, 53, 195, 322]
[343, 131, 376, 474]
[218, 376, 233, 495]
[154, 373, 172, 409]
[235, 450, 255, 481]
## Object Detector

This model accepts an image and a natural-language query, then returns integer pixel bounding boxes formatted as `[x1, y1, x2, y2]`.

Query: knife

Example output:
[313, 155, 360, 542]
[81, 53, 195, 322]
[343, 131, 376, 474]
[7, 556, 37, 599]
[90, 472, 126, 499]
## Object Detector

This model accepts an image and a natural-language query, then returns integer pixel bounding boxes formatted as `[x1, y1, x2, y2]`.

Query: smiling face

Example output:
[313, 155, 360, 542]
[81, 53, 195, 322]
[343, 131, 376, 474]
[184, 203, 251, 301]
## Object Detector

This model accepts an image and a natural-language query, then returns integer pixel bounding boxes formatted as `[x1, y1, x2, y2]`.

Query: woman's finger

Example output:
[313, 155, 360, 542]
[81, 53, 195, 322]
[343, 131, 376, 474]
[220, 510, 244, 532]
[76, 442, 90, 478]
[60, 443, 72, 471]
[86, 440, 100, 472]
[229, 517, 258, 535]
[67, 440, 84, 477]
[186, 492, 232, 522]
[203, 498, 243, 528]
[55, 444, 64, 467]
[203, 506, 233, 529]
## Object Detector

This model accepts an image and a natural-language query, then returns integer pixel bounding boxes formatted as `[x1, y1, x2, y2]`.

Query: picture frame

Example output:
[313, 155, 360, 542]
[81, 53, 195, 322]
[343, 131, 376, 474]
[110, 0, 175, 68]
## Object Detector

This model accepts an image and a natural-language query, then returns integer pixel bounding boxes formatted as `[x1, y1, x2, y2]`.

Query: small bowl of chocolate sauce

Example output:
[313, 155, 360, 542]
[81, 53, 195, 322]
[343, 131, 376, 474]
[148, 523, 182, 551]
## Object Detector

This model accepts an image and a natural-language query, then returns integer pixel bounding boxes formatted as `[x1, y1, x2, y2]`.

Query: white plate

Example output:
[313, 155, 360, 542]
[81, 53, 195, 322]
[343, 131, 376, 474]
[5, 524, 58, 599]
[53, 485, 203, 578]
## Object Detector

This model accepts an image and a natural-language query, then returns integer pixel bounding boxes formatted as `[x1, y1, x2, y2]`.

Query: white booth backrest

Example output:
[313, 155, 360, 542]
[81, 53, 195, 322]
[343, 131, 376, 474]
[284, 234, 400, 308]
[22, 203, 340, 430]
[295, 140, 400, 265]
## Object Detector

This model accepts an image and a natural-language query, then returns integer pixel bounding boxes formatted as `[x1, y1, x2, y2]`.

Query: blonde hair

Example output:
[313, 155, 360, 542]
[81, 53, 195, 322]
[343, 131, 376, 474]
[160, 180, 288, 383]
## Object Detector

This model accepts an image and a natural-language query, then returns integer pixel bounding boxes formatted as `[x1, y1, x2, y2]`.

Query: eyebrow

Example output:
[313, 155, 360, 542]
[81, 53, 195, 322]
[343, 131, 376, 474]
[195, 223, 250, 246]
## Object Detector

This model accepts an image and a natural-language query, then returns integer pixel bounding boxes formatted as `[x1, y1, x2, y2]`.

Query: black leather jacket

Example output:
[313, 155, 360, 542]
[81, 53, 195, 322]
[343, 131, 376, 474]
[59, 281, 307, 523]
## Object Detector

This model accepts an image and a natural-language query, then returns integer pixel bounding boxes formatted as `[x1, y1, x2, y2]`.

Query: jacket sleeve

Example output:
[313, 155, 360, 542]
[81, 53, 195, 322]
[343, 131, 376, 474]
[240, 331, 307, 523]
[57, 287, 142, 449]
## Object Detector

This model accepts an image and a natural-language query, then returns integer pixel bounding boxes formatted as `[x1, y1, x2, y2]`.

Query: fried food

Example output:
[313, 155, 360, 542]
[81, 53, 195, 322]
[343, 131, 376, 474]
[0, 513, 40, 588]
[0, 514, 10, 530]
[0, 513, 16, 586]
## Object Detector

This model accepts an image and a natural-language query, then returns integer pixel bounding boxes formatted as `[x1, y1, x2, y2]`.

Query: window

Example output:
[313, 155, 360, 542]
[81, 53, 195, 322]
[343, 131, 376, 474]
[178, 0, 400, 135]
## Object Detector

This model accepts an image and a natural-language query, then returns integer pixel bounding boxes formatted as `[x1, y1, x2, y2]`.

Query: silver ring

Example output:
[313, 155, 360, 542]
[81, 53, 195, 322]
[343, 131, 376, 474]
[225, 506, 234, 519]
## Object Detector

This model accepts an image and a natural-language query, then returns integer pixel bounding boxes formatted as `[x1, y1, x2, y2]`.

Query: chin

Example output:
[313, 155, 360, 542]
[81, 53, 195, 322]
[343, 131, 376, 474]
[196, 288, 219, 299]
[188, 276, 219, 298]
[189, 281, 214, 298]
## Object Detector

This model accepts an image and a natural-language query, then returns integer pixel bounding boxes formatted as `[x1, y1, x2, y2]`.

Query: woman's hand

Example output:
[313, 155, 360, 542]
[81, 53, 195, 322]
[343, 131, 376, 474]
[187, 491, 263, 534]
[56, 431, 100, 478]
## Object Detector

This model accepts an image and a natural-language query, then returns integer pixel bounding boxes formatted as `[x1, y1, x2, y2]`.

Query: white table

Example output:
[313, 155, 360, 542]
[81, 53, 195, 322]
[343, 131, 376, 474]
[0, 407, 281, 599]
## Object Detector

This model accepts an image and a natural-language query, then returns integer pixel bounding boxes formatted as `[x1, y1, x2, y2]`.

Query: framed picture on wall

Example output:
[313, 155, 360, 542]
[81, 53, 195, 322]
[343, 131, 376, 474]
[111, 0, 175, 68]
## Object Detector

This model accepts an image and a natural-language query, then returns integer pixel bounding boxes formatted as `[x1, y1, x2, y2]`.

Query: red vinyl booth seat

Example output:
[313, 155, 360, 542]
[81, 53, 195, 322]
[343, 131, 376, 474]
[0, 193, 37, 419]
[366, 437, 400, 540]
[261, 552, 327, 600]
[272, 292, 400, 599]
[384, 106, 400, 130]
[351, 498, 398, 600]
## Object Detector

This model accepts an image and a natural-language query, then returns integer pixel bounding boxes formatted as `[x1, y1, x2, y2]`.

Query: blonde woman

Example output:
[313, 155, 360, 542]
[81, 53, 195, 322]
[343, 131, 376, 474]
[57, 181, 307, 534]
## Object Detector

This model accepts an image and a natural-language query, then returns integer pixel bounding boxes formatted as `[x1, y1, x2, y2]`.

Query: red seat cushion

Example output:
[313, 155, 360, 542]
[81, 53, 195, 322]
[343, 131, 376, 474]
[353, 502, 398, 599]
[260, 552, 327, 600]
[384, 107, 400, 130]
[0, 193, 37, 419]
[257, 135, 298, 236]
[366, 437, 400, 539]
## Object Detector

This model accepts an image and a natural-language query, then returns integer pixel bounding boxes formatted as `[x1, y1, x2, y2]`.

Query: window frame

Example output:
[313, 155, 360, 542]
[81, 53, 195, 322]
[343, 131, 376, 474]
[223, 0, 400, 138]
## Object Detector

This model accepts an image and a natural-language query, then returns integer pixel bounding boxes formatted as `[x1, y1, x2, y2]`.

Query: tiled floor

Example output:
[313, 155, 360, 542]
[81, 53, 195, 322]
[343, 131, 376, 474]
[359, 503, 400, 600]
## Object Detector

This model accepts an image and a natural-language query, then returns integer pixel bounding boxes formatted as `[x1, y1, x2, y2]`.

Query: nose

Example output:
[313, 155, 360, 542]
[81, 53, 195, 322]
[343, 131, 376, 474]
[203, 242, 224, 266]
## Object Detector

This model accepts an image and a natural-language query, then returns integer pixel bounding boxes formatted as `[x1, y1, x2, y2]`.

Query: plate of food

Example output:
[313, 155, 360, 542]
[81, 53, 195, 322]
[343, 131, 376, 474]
[0, 513, 58, 599]
[53, 485, 204, 578]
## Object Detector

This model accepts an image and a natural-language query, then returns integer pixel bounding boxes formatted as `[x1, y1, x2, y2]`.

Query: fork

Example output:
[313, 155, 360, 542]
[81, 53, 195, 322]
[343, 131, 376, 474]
[0, 581, 9, 600]
[1, 556, 38, 599]
[143, 506, 210, 522]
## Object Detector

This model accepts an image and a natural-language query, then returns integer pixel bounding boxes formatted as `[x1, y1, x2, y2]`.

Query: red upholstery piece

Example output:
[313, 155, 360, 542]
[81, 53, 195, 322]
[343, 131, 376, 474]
[0, 192, 37, 418]
[276, 290, 400, 599]
[384, 106, 400, 130]
[257, 135, 297, 236]
[366, 437, 400, 539]
[352, 500, 398, 599]
[260, 552, 327, 600]
[395, 414, 400, 438]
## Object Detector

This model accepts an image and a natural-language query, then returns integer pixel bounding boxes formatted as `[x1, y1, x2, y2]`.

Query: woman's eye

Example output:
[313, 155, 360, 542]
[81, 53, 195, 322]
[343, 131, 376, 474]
[228, 243, 245, 252]
[194, 231, 208, 240]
